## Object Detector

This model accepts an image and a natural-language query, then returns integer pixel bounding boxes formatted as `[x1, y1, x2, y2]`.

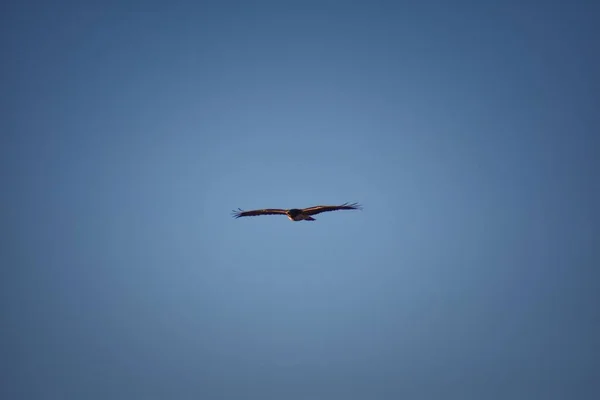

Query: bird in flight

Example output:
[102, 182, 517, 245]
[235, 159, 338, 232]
[232, 202, 362, 222]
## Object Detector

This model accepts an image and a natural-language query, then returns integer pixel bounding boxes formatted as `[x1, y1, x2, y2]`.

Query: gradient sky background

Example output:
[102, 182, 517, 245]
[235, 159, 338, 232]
[2, 1, 599, 399]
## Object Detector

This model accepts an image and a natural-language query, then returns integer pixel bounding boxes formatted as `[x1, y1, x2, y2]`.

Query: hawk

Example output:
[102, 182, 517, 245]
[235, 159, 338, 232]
[232, 202, 362, 222]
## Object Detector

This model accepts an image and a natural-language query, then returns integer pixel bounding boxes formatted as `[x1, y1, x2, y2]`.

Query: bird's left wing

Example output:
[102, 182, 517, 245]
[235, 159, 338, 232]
[302, 202, 362, 216]
[232, 208, 288, 218]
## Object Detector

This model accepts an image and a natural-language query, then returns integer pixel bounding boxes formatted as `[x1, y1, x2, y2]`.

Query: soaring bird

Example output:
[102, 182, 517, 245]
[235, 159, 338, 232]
[232, 202, 362, 222]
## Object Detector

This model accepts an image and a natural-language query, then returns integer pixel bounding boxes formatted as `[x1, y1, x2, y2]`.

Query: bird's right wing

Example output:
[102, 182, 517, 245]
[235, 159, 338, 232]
[232, 208, 288, 218]
[302, 202, 362, 216]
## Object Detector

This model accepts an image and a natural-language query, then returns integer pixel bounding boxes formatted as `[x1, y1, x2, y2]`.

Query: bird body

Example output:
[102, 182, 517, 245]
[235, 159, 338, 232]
[232, 202, 362, 222]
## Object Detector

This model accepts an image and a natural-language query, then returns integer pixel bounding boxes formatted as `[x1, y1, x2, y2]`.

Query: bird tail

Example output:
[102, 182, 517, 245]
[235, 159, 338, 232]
[304, 216, 316, 221]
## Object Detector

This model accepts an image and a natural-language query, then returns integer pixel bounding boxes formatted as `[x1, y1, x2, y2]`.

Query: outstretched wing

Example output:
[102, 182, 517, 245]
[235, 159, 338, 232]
[302, 202, 363, 216]
[232, 208, 288, 219]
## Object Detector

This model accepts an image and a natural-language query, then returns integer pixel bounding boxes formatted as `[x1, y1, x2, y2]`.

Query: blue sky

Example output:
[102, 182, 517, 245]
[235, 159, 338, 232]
[2, 1, 599, 399]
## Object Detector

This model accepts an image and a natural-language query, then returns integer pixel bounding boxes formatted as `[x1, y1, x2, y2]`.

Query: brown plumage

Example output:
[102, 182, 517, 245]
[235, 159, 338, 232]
[232, 202, 362, 222]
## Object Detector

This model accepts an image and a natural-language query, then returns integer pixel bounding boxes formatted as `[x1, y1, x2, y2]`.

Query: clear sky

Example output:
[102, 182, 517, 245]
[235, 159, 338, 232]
[2, 1, 599, 399]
